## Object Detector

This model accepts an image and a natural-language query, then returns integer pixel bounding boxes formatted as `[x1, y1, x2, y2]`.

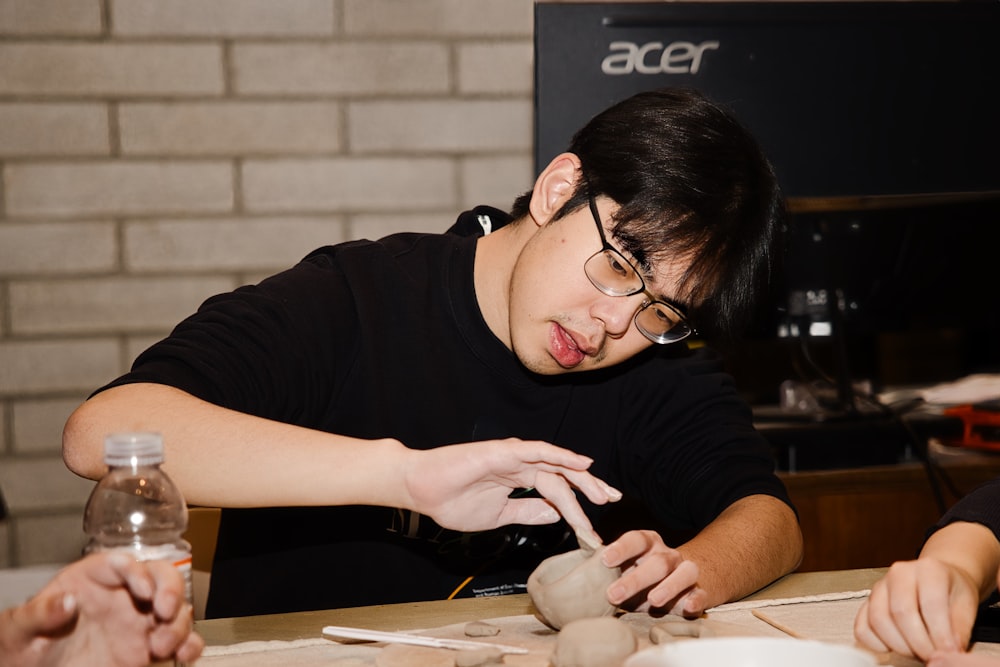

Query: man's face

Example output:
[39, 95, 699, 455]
[507, 197, 693, 375]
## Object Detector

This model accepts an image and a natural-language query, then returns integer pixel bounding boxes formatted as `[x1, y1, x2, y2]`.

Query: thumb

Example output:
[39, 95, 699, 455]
[12, 591, 79, 637]
[500, 498, 560, 526]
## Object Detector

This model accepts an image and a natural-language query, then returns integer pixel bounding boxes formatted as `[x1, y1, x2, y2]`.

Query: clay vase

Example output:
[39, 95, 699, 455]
[527, 544, 621, 630]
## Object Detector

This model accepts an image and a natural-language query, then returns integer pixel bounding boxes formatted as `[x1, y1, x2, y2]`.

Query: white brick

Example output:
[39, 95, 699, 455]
[243, 158, 456, 212]
[349, 100, 532, 153]
[233, 43, 449, 95]
[0, 221, 116, 276]
[0, 458, 94, 513]
[461, 155, 533, 211]
[10, 276, 233, 336]
[119, 102, 341, 156]
[0, 340, 120, 395]
[125, 217, 345, 272]
[16, 514, 89, 566]
[112, 0, 335, 37]
[457, 42, 533, 95]
[0, 104, 110, 157]
[344, 0, 532, 36]
[12, 398, 85, 455]
[0, 0, 102, 36]
[0, 43, 223, 97]
[349, 213, 456, 240]
[5, 161, 233, 218]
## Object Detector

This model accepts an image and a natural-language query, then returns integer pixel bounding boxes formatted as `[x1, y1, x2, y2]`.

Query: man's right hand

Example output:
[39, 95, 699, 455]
[401, 438, 621, 544]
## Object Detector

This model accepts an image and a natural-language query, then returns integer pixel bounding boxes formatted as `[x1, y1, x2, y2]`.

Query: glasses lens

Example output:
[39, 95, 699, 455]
[585, 250, 643, 297]
[635, 302, 692, 344]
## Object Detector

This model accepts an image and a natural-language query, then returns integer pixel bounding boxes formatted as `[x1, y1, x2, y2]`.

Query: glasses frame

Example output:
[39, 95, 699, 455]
[585, 194, 694, 345]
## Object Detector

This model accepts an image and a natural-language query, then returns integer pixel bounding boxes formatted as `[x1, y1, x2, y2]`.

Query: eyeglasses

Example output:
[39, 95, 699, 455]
[584, 194, 694, 345]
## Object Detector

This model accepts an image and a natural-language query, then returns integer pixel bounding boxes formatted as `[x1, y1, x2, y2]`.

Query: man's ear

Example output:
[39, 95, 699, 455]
[528, 153, 583, 227]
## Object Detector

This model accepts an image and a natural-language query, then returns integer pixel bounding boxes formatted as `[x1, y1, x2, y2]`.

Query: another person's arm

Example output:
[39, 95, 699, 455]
[63, 382, 620, 542]
[854, 477, 1000, 661]
[600, 493, 802, 615]
[854, 520, 1000, 661]
[0, 552, 203, 667]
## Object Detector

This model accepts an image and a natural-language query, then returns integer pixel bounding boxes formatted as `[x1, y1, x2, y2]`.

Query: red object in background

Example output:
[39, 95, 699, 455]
[944, 402, 1000, 451]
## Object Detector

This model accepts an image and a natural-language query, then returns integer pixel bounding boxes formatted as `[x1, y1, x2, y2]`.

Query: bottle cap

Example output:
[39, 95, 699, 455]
[104, 432, 165, 466]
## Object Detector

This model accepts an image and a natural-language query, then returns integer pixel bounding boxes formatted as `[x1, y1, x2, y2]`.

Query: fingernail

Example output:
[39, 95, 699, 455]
[62, 593, 77, 613]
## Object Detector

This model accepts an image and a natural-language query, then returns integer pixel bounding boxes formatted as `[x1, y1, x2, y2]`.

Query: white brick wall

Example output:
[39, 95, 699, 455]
[0, 0, 535, 567]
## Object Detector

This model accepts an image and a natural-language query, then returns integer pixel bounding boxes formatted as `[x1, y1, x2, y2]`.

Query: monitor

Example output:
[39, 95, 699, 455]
[535, 1, 1000, 199]
[535, 1, 1000, 415]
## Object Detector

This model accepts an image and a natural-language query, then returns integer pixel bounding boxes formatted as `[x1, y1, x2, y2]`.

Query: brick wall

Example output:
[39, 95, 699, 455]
[0, 0, 535, 568]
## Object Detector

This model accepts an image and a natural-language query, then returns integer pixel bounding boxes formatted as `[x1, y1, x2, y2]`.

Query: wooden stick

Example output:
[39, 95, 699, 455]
[751, 609, 807, 639]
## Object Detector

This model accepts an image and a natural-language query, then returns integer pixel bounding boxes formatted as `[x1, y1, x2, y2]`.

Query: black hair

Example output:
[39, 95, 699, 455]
[511, 87, 786, 345]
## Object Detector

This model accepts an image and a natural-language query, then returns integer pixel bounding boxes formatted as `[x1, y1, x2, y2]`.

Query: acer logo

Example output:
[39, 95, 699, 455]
[601, 40, 720, 75]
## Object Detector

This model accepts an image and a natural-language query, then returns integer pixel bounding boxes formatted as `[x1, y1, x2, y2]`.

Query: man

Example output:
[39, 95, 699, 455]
[63, 88, 803, 619]
[0, 552, 203, 666]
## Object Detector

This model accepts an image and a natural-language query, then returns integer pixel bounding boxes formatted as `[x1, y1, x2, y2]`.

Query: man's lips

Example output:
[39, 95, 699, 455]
[549, 323, 594, 368]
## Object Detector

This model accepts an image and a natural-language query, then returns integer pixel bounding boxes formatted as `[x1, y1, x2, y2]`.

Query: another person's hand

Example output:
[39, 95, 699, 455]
[928, 650, 1000, 666]
[402, 439, 621, 543]
[0, 551, 204, 667]
[600, 529, 703, 616]
[854, 557, 980, 661]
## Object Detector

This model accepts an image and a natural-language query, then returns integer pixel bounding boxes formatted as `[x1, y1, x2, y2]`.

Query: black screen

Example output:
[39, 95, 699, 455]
[535, 1, 1000, 401]
[535, 1, 1000, 198]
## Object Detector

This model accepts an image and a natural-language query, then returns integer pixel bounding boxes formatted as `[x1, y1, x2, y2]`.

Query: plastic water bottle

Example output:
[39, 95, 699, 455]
[83, 432, 193, 664]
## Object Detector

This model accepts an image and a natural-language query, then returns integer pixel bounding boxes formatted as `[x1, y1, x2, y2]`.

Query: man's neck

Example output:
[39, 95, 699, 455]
[472, 218, 530, 350]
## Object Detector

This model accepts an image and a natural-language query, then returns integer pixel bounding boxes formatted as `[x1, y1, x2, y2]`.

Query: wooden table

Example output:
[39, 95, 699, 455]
[194, 568, 887, 648]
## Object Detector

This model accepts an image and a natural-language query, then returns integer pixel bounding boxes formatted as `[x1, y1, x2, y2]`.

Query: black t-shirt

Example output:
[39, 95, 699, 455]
[97, 207, 792, 618]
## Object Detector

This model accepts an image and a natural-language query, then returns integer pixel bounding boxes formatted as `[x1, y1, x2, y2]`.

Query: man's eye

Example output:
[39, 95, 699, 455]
[606, 252, 632, 278]
[651, 304, 678, 325]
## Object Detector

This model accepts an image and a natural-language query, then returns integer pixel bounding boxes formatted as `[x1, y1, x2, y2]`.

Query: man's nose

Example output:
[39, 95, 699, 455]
[593, 293, 644, 337]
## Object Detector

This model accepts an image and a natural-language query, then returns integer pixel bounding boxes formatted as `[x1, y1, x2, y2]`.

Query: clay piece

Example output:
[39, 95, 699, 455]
[648, 616, 713, 644]
[454, 646, 505, 667]
[527, 537, 621, 630]
[550, 617, 637, 667]
[463, 621, 501, 637]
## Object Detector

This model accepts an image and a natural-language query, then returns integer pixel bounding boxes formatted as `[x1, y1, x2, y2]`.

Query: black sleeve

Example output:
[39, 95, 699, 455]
[929, 476, 1000, 547]
[95, 249, 359, 428]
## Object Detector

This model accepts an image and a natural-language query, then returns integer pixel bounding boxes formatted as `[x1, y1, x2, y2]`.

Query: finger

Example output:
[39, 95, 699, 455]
[854, 601, 891, 655]
[509, 441, 595, 471]
[176, 629, 206, 664]
[149, 603, 196, 659]
[502, 441, 622, 505]
[866, 580, 925, 658]
[559, 468, 623, 507]
[86, 551, 155, 601]
[647, 559, 700, 609]
[501, 498, 560, 526]
[606, 537, 685, 606]
[144, 560, 185, 621]
[677, 583, 709, 616]
[8, 589, 78, 637]
[522, 472, 600, 543]
[498, 451, 621, 507]
[601, 530, 655, 569]
[948, 595, 978, 653]
[917, 566, 962, 653]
